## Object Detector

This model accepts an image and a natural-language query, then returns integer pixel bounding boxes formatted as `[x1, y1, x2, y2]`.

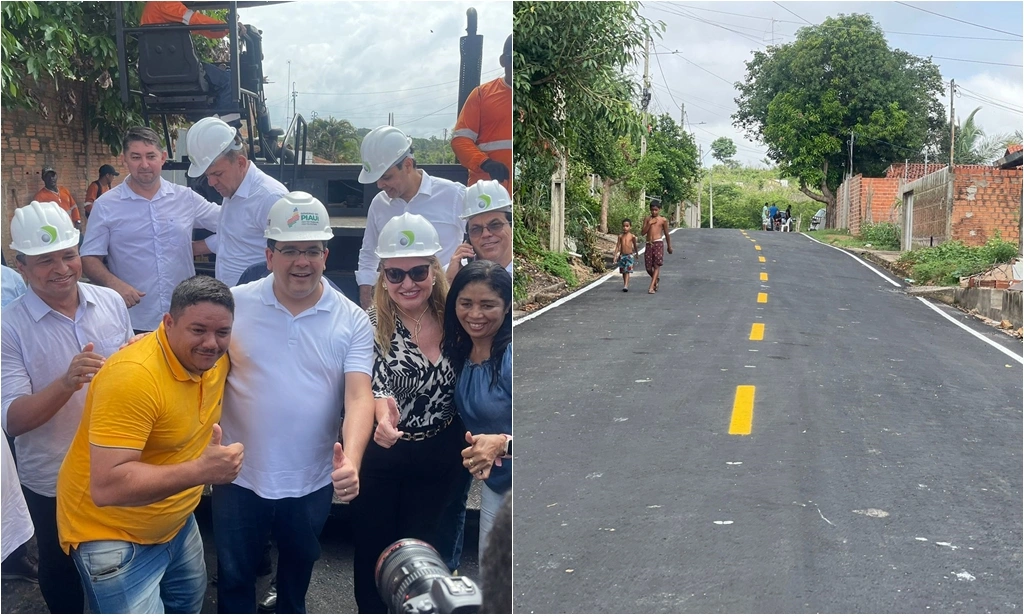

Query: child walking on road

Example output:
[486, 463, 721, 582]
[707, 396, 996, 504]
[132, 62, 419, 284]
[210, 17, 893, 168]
[641, 201, 672, 294]
[613, 218, 639, 292]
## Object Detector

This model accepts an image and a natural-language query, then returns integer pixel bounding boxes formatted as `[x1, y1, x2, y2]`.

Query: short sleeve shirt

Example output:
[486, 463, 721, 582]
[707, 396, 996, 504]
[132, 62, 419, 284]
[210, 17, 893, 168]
[455, 344, 512, 494]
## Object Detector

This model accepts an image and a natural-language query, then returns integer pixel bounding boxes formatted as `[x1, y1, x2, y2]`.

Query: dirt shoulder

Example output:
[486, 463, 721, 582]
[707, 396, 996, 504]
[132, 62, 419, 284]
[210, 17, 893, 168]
[514, 233, 618, 314]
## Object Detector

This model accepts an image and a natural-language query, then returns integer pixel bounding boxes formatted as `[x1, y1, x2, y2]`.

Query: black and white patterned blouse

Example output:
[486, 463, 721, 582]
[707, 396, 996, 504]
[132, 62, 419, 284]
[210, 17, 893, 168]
[368, 307, 457, 435]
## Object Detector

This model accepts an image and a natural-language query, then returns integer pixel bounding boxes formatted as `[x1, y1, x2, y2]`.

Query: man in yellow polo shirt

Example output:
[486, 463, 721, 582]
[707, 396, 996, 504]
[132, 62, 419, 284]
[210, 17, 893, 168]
[56, 275, 243, 614]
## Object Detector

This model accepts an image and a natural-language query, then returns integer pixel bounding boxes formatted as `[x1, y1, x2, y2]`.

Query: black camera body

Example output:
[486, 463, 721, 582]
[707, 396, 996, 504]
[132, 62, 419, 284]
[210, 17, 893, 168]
[376, 539, 482, 614]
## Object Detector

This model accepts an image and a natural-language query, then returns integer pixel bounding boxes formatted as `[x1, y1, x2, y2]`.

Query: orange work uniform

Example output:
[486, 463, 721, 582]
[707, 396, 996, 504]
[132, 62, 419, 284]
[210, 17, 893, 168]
[33, 187, 80, 225]
[141, 1, 228, 38]
[451, 77, 512, 193]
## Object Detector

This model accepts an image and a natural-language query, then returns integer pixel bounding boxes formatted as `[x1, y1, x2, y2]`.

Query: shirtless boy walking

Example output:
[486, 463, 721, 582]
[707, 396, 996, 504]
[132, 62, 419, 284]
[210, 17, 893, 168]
[613, 218, 639, 292]
[641, 200, 672, 294]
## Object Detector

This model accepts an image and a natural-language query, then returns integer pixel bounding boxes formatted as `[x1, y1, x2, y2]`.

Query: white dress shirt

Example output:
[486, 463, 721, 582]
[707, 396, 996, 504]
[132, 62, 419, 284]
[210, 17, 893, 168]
[220, 275, 374, 499]
[81, 178, 220, 331]
[1, 283, 133, 497]
[203, 163, 287, 286]
[2, 264, 26, 308]
[356, 171, 466, 287]
[2, 436, 33, 562]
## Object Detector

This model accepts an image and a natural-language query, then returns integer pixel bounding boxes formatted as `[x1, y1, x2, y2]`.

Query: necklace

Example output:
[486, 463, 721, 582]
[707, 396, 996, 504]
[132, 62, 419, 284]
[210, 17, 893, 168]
[398, 305, 431, 341]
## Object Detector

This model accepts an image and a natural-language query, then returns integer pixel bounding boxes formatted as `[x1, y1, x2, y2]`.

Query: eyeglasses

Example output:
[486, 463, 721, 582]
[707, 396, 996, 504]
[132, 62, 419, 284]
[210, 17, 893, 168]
[468, 220, 509, 238]
[383, 265, 431, 284]
[273, 247, 325, 260]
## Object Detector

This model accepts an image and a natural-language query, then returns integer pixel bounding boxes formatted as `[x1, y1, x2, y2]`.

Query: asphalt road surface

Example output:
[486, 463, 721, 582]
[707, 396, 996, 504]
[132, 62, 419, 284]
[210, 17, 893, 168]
[1, 494, 481, 613]
[513, 228, 1023, 614]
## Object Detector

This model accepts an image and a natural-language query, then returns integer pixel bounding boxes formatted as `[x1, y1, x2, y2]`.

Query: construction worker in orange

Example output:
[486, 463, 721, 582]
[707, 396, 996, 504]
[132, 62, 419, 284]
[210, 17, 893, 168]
[140, 1, 231, 38]
[32, 167, 81, 229]
[451, 35, 512, 194]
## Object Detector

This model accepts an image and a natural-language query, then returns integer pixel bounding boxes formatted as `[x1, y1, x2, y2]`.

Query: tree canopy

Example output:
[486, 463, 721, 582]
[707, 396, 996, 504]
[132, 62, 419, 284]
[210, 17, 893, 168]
[710, 136, 737, 166]
[733, 14, 945, 220]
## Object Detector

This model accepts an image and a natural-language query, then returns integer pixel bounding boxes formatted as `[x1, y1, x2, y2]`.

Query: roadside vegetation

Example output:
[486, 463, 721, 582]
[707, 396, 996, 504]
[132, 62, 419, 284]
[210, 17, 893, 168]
[894, 236, 1019, 286]
[805, 222, 902, 250]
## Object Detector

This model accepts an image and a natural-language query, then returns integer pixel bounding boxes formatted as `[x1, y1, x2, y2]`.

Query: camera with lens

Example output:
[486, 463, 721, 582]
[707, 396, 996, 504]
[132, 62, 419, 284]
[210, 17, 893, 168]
[375, 538, 482, 613]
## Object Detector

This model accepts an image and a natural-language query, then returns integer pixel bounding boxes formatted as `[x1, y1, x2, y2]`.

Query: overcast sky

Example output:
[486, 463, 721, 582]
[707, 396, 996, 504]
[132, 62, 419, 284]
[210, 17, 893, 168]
[637, 1, 1024, 168]
[242, 1, 512, 139]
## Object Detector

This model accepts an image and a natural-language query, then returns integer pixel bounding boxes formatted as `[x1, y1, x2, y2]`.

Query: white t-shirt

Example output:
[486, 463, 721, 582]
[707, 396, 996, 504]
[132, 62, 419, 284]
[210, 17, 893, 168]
[220, 275, 374, 499]
[1, 283, 133, 496]
[356, 171, 466, 287]
[203, 163, 287, 286]
[2, 436, 33, 562]
[81, 178, 220, 331]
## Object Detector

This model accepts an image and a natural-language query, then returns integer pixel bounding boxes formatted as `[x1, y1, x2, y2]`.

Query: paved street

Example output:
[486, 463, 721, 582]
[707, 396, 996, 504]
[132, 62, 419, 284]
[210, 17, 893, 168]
[513, 228, 1023, 613]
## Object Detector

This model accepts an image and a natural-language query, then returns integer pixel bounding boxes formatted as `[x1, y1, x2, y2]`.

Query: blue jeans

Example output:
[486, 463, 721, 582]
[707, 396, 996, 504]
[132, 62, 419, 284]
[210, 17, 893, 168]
[70, 514, 206, 614]
[434, 471, 473, 572]
[212, 482, 333, 614]
[478, 483, 507, 563]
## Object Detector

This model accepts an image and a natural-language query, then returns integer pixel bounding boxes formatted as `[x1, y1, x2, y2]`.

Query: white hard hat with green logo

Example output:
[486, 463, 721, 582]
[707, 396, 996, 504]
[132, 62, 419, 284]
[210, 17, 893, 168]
[375, 212, 442, 259]
[460, 179, 512, 220]
[9, 200, 80, 255]
[358, 125, 413, 184]
[264, 192, 334, 241]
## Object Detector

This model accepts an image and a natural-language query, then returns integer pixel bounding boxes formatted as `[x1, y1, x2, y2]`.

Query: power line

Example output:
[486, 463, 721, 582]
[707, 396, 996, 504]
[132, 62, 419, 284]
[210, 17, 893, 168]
[893, 1, 1023, 38]
[652, 44, 680, 109]
[298, 68, 501, 97]
[956, 85, 1024, 113]
[956, 92, 1024, 116]
[655, 48, 735, 86]
[648, 4, 767, 49]
[772, 1, 813, 26]
[661, 2, 1021, 41]
[929, 55, 1023, 68]
[395, 102, 457, 127]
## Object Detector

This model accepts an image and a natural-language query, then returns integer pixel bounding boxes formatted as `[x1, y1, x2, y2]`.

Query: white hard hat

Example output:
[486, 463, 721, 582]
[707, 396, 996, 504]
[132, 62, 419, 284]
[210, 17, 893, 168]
[264, 192, 334, 241]
[186, 116, 241, 178]
[375, 213, 442, 259]
[9, 201, 80, 256]
[358, 126, 413, 184]
[461, 180, 512, 220]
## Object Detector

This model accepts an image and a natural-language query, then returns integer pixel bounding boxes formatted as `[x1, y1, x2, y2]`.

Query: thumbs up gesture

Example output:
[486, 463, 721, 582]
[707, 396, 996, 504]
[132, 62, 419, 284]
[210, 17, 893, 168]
[461, 431, 504, 481]
[373, 397, 404, 449]
[200, 424, 244, 485]
[331, 442, 358, 503]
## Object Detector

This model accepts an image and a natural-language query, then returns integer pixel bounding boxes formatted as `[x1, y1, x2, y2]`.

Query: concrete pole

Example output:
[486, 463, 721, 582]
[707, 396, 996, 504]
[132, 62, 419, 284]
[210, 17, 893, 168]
[639, 35, 650, 210]
[549, 152, 566, 253]
[709, 169, 714, 229]
[696, 144, 703, 228]
[949, 79, 956, 169]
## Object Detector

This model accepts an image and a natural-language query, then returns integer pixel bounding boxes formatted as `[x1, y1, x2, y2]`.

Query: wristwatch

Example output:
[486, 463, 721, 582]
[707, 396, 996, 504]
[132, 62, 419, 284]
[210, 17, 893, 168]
[502, 435, 512, 458]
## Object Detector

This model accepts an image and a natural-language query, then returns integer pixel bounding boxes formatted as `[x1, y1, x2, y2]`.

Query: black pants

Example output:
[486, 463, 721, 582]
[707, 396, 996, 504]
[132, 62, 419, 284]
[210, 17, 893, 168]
[22, 488, 85, 613]
[349, 421, 466, 614]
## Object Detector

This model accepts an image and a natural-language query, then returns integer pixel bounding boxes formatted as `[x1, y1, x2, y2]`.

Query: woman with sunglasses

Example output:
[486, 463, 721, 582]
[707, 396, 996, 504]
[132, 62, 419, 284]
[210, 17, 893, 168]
[442, 260, 513, 563]
[348, 213, 465, 613]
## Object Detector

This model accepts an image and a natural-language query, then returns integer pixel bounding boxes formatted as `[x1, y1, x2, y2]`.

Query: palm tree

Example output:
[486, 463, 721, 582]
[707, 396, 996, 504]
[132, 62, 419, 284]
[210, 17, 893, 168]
[953, 107, 1005, 164]
[309, 117, 359, 163]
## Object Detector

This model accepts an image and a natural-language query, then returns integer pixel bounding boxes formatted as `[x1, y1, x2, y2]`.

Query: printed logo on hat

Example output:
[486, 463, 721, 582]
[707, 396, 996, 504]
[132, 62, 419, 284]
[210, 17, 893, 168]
[399, 230, 415, 247]
[476, 194, 492, 210]
[287, 207, 301, 227]
[39, 225, 58, 245]
[363, 161, 372, 172]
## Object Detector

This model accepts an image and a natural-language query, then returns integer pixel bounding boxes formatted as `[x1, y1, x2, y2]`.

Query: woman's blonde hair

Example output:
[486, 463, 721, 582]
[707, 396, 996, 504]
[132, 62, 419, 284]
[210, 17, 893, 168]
[372, 256, 449, 350]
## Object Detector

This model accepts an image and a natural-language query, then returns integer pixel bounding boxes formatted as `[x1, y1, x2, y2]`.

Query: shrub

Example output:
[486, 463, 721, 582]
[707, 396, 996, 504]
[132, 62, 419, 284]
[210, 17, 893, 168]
[860, 222, 901, 250]
[896, 238, 1019, 285]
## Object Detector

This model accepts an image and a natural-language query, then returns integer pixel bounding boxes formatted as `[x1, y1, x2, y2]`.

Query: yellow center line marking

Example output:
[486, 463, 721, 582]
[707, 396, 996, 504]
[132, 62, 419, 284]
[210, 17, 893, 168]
[755, 245, 761, 250]
[760, 272, 768, 281]
[758, 256, 766, 262]
[729, 386, 755, 435]
[749, 323, 764, 340]
[757, 292, 768, 303]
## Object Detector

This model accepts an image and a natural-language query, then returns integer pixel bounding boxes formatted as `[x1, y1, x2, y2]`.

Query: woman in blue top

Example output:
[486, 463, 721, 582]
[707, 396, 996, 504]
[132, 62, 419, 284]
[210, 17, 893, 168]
[442, 260, 512, 561]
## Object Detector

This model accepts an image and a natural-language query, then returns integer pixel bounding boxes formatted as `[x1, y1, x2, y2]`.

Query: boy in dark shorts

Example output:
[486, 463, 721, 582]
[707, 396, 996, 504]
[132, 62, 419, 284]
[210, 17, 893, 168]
[641, 200, 672, 294]
[613, 218, 639, 292]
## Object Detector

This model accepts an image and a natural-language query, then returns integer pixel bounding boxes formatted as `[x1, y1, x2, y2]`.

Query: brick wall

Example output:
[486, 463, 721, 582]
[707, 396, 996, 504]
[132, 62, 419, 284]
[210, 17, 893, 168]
[837, 174, 901, 235]
[1, 79, 124, 263]
[950, 167, 1023, 247]
[903, 167, 952, 248]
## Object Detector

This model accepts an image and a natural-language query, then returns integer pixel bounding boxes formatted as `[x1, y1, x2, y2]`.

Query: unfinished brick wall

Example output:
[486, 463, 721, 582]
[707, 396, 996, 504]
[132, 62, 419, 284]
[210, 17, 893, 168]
[903, 167, 952, 248]
[837, 174, 901, 235]
[1, 79, 123, 263]
[951, 167, 1023, 247]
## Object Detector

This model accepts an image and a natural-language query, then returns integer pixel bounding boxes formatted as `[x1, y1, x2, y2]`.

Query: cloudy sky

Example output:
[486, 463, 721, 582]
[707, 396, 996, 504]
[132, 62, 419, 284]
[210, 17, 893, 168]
[637, 1, 1023, 168]
[242, 1, 512, 139]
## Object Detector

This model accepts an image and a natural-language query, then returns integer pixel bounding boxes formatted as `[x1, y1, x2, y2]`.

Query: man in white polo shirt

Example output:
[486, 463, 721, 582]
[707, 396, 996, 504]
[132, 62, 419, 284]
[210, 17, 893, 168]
[212, 192, 376, 613]
[356, 125, 465, 309]
[81, 126, 221, 332]
[185, 117, 289, 286]
[2, 201, 132, 614]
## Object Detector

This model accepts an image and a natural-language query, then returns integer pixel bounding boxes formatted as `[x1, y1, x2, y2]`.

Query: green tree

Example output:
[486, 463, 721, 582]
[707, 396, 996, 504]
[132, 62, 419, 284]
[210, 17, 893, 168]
[733, 14, 945, 225]
[710, 136, 737, 166]
[309, 116, 359, 162]
[949, 106, 1007, 164]
[648, 114, 699, 206]
[513, 1, 658, 179]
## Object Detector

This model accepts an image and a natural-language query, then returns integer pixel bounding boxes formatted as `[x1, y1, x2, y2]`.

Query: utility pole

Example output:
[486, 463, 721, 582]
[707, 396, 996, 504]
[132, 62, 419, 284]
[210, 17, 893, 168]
[709, 169, 714, 229]
[286, 61, 291, 122]
[640, 34, 651, 209]
[696, 144, 703, 228]
[291, 82, 297, 120]
[848, 130, 854, 179]
[949, 79, 956, 168]
[680, 102, 685, 126]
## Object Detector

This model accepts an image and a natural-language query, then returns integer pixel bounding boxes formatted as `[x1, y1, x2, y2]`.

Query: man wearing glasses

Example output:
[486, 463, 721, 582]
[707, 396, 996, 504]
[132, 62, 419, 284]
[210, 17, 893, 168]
[446, 180, 513, 283]
[356, 125, 465, 310]
[211, 191, 376, 613]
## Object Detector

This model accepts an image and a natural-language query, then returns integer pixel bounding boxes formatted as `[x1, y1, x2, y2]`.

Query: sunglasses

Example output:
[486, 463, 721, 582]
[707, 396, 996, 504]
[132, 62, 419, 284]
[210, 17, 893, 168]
[384, 265, 431, 284]
[468, 220, 509, 238]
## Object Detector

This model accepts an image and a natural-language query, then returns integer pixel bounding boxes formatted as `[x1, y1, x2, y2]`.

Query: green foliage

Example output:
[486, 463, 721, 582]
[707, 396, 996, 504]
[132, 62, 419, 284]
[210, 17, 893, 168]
[695, 165, 817, 229]
[860, 222, 901, 250]
[308, 116, 359, 163]
[646, 114, 699, 204]
[734, 14, 945, 207]
[895, 237, 1019, 285]
[514, 1, 658, 176]
[710, 137, 737, 165]
[2, 1, 150, 153]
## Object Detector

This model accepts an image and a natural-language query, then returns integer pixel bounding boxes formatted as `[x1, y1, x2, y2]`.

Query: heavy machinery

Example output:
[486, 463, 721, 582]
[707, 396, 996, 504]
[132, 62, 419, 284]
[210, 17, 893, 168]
[115, 1, 483, 298]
